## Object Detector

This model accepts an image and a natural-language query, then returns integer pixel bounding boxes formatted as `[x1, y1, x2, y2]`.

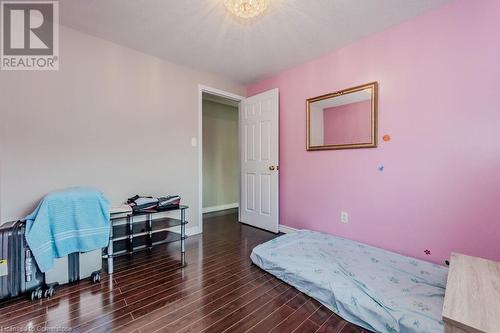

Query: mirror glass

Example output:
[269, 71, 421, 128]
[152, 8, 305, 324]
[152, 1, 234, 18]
[307, 82, 377, 150]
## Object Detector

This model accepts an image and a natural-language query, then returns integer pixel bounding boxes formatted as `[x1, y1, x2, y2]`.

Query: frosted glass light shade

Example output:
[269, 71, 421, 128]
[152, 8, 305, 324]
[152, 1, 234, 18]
[224, 0, 269, 19]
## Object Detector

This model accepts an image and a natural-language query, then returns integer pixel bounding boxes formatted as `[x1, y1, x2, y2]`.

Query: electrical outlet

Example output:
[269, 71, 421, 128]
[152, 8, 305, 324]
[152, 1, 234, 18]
[341, 211, 348, 224]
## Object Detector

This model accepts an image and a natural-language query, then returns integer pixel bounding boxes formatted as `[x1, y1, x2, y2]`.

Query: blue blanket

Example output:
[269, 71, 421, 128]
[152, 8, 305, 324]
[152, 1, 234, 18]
[251, 230, 448, 333]
[24, 187, 110, 272]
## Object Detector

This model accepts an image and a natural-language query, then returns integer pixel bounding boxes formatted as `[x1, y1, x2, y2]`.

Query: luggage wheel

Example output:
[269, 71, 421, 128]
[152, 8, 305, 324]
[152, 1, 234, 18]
[30, 287, 43, 301]
[91, 271, 101, 284]
[43, 286, 56, 298]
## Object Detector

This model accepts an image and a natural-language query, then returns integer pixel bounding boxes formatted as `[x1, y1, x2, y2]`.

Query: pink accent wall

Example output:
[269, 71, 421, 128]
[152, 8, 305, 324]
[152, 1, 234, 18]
[247, 0, 500, 264]
[323, 100, 372, 145]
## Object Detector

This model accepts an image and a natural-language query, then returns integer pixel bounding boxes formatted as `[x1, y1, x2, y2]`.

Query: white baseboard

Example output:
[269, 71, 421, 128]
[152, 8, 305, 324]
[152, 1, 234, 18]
[186, 226, 202, 236]
[168, 225, 201, 236]
[203, 203, 239, 214]
[279, 225, 297, 234]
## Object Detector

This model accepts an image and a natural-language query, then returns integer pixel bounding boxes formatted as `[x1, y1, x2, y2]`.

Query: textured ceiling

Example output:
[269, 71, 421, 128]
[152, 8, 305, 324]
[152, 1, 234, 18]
[60, 0, 452, 84]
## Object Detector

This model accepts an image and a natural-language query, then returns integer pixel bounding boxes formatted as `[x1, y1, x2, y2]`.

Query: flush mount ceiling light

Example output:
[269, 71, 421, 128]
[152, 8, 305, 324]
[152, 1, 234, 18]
[224, 0, 269, 19]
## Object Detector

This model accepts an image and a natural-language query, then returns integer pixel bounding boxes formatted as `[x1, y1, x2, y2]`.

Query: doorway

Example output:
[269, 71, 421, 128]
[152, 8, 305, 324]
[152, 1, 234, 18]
[202, 93, 240, 217]
[198, 86, 244, 233]
[198, 85, 279, 234]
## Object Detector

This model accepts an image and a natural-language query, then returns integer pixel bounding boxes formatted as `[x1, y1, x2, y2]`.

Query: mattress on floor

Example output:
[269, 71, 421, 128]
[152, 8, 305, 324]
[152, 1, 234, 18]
[250, 230, 448, 333]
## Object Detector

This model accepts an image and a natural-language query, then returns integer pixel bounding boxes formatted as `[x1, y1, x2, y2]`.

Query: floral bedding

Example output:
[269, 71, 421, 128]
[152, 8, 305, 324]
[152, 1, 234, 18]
[250, 230, 448, 333]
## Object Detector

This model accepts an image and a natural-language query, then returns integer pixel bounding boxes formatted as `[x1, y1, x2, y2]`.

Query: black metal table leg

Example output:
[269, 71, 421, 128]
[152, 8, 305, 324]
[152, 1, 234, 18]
[181, 208, 186, 267]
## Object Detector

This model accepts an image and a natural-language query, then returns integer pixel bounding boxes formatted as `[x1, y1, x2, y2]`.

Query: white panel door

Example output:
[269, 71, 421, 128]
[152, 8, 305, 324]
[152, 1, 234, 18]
[240, 89, 279, 233]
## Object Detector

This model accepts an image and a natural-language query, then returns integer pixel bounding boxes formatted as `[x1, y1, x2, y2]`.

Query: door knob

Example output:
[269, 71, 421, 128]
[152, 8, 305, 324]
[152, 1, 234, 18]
[269, 166, 275, 171]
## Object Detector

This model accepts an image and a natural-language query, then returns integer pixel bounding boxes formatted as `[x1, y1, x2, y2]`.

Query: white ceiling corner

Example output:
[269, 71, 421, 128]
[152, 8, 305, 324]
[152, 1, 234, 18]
[59, 0, 452, 85]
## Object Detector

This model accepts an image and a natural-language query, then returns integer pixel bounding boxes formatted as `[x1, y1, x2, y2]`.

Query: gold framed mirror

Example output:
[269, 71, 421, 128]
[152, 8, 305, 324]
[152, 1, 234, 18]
[306, 82, 378, 151]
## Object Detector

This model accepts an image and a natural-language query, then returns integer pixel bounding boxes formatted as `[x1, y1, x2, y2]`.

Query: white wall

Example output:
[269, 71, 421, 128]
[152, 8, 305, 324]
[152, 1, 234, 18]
[202, 99, 239, 209]
[0, 25, 245, 231]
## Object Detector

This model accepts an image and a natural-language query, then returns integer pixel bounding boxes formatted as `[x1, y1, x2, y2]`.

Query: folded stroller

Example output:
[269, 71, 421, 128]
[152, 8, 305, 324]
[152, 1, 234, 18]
[127, 195, 181, 212]
[158, 195, 181, 210]
[127, 195, 159, 211]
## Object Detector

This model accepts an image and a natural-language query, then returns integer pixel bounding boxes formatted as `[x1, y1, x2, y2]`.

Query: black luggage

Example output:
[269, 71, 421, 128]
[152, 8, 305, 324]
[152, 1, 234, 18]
[0, 221, 103, 302]
[0, 221, 45, 301]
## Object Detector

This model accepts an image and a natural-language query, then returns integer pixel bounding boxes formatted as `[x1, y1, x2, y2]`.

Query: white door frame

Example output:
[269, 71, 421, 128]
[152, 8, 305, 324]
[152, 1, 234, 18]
[198, 85, 245, 233]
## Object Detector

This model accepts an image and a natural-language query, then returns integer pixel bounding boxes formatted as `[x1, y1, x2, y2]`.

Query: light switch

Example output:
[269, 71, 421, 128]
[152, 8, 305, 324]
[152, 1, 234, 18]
[191, 137, 197, 147]
[341, 211, 348, 224]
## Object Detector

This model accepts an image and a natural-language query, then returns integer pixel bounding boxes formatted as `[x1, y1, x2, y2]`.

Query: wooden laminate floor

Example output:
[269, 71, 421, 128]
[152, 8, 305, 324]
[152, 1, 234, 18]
[0, 212, 366, 333]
